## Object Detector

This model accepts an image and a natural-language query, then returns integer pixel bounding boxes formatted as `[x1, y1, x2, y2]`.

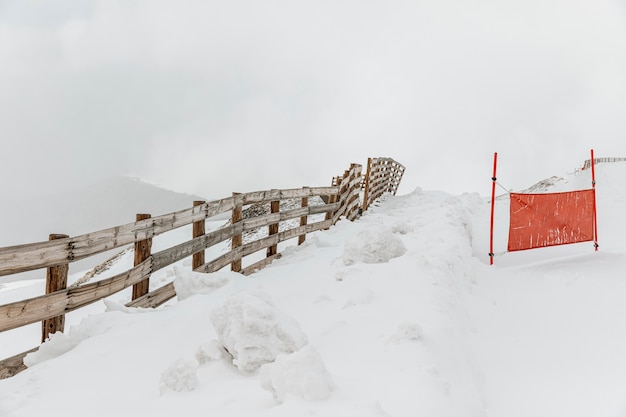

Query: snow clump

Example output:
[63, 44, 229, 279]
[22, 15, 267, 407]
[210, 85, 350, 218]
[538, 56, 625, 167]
[159, 359, 199, 394]
[343, 226, 407, 265]
[173, 266, 230, 301]
[195, 341, 224, 364]
[210, 291, 308, 373]
[260, 346, 334, 403]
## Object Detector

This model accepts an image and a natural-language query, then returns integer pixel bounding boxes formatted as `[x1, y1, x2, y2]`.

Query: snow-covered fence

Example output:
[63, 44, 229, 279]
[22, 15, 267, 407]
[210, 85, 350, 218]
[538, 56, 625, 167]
[362, 157, 405, 212]
[582, 157, 626, 170]
[0, 159, 402, 378]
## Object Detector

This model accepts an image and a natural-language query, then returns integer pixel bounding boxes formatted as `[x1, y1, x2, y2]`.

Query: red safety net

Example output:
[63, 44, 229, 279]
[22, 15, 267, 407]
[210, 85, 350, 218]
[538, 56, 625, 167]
[508, 189, 596, 252]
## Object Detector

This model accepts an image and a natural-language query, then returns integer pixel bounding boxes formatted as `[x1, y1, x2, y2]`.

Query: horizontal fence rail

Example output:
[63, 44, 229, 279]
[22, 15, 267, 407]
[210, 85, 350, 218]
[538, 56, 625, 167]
[0, 158, 404, 379]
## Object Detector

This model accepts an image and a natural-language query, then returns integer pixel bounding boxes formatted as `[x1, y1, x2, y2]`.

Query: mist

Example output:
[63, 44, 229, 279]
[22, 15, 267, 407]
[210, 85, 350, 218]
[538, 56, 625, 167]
[2, 0, 626, 201]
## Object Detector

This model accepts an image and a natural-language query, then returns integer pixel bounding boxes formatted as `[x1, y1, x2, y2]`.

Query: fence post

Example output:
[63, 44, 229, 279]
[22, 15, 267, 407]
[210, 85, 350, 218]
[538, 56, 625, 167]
[328, 176, 343, 225]
[362, 157, 372, 212]
[192, 200, 206, 270]
[298, 187, 309, 245]
[42, 233, 69, 343]
[231, 193, 243, 273]
[348, 163, 362, 220]
[267, 200, 280, 257]
[132, 213, 152, 300]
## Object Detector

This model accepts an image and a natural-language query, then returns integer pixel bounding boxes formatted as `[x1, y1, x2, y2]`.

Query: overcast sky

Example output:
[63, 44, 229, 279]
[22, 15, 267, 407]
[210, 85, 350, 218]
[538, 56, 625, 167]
[2, 0, 626, 200]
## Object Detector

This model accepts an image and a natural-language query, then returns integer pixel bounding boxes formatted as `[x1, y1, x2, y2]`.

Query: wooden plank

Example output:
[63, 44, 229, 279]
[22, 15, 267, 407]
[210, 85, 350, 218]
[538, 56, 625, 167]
[198, 246, 243, 274]
[151, 223, 241, 272]
[242, 253, 282, 276]
[192, 201, 206, 270]
[0, 239, 72, 277]
[126, 281, 176, 309]
[309, 202, 339, 215]
[241, 187, 338, 204]
[42, 234, 69, 342]
[243, 212, 281, 231]
[231, 193, 243, 273]
[299, 192, 308, 245]
[132, 214, 153, 301]
[0, 347, 38, 379]
[267, 200, 280, 257]
[0, 198, 232, 277]
[363, 157, 372, 211]
[0, 259, 152, 333]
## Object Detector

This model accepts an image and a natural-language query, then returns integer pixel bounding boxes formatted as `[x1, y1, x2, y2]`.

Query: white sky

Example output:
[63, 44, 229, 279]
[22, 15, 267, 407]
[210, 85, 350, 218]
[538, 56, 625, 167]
[2, 0, 626, 199]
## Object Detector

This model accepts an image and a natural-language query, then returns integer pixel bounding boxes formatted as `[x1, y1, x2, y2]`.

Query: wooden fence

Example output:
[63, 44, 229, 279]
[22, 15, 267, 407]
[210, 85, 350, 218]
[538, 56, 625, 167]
[0, 158, 403, 378]
[582, 157, 626, 170]
[362, 157, 406, 212]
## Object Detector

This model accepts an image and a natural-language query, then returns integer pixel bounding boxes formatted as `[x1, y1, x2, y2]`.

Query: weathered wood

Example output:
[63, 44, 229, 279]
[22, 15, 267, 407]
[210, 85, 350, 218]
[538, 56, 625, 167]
[151, 223, 242, 272]
[126, 281, 175, 309]
[199, 247, 243, 274]
[196, 218, 332, 275]
[132, 214, 152, 301]
[192, 201, 206, 270]
[309, 202, 339, 215]
[0, 259, 152, 333]
[0, 238, 72, 277]
[241, 187, 338, 205]
[299, 189, 309, 245]
[0, 347, 38, 379]
[362, 157, 372, 211]
[267, 200, 279, 257]
[243, 212, 281, 231]
[0, 189, 335, 277]
[42, 234, 69, 342]
[242, 253, 282, 276]
[231, 193, 243, 272]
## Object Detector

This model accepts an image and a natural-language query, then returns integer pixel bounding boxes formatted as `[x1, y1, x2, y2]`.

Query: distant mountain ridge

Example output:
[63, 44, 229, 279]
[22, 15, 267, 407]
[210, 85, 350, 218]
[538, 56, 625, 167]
[0, 176, 208, 248]
[0, 176, 210, 284]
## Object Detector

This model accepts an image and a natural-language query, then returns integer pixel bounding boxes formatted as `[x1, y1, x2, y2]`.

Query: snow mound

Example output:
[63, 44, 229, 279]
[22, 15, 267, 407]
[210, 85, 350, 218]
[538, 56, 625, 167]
[343, 227, 407, 265]
[210, 291, 308, 373]
[195, 341, 224, 364]
[173, 266, 230, 300]
[24, 314, 118, 367]
[260, 346, 333, 403]
[159, 359, 199, 394]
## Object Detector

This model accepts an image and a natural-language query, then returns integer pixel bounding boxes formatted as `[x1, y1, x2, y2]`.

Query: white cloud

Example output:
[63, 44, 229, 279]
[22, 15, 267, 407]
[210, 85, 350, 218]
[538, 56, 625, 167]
[1, 0, 626, 199]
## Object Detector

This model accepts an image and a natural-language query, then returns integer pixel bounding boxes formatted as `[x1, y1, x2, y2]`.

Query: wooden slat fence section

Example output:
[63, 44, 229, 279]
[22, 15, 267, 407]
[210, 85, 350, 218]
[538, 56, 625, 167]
[361, 157, 405, 212]
[0, 158, 405, 379]
[330, 163, 362, 223]
[582, 157, 626, 170]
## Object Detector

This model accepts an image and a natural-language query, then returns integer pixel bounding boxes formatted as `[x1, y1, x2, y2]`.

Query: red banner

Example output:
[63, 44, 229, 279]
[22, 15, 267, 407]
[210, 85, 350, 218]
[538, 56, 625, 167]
[508, 189, 595, 252]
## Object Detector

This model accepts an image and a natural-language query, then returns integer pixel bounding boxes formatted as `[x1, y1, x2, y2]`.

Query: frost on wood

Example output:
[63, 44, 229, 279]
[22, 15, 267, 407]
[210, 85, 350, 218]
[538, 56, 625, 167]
[172, 266, 230, 301]
[343, 227, 407, 265]
[260, 345, 334, 403]
[159, 359, 199, 394]
[209, 291, 308, 373]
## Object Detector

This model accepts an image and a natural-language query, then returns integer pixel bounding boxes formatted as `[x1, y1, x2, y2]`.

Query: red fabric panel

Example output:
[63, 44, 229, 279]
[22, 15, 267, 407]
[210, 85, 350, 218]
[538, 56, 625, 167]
[508, 189, 595, 251]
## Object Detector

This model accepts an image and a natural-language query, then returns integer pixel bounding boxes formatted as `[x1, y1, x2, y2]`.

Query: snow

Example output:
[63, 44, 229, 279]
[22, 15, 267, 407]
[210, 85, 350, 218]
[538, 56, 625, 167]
[259, 345, 334, 403]
[2, 163, 626, 416]
[210, 290, 308, 373]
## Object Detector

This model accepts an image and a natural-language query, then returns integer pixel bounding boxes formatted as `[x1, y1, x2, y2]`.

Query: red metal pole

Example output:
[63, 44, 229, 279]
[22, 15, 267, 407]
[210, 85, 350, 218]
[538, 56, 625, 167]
[590, 149, 599, 251]
[489, 152, 498, 265]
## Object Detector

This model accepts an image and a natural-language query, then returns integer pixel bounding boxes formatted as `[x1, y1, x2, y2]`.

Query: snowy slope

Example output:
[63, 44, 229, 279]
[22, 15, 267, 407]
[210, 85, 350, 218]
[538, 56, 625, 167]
[2, 163, 626, 416]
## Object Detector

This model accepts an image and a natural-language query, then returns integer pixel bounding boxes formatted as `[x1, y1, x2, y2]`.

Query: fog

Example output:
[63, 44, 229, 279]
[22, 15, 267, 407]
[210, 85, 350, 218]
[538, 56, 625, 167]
[2, 0, 626, 200]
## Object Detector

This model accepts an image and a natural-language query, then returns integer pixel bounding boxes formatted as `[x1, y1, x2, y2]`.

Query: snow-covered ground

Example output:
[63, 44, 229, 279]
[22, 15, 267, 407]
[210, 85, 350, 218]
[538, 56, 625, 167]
[2, 163, 626, 416]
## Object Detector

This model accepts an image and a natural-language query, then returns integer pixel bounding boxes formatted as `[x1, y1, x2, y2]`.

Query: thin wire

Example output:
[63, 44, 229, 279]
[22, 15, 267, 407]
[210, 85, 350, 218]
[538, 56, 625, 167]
[496, 181, 512, 193]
